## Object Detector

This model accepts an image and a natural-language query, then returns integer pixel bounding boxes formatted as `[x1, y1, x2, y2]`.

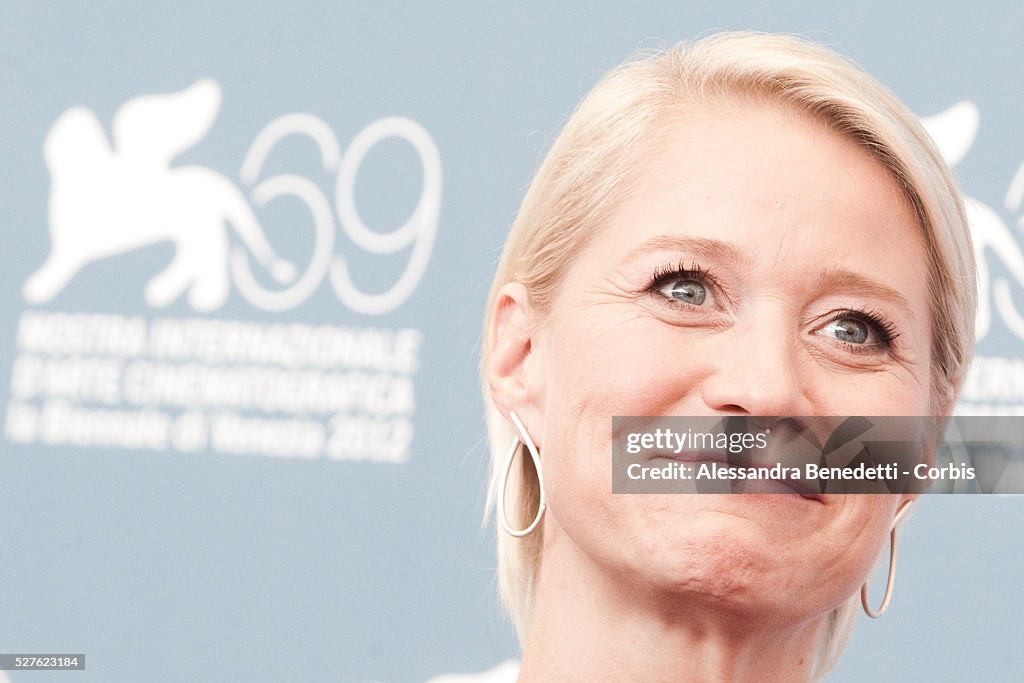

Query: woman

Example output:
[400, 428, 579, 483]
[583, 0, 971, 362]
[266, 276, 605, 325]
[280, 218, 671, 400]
[481, 32, 976, 680]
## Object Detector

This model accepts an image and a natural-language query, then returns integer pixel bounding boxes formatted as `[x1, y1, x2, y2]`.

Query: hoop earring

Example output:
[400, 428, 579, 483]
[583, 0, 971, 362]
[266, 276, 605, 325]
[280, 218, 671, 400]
[861, 500, 915, 618]
[497, 411, 546, 538]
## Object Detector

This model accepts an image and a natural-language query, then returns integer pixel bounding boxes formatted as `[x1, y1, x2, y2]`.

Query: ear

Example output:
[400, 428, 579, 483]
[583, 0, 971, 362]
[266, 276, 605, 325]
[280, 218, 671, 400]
[485, 282, 545, 444]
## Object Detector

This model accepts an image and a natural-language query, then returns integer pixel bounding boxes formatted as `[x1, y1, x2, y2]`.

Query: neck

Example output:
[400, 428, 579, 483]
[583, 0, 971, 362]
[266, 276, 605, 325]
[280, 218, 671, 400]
[518, 530, 826, 683]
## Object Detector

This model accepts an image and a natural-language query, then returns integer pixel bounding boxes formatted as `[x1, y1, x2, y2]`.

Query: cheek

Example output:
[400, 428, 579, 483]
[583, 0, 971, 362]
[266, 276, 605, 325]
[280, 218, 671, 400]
[538, 318, 699, 498]
[813, 499, 893, 591]
[537, 316, 688, 551]
[543, 315, 704, 422]
[814, 367, 933, 417]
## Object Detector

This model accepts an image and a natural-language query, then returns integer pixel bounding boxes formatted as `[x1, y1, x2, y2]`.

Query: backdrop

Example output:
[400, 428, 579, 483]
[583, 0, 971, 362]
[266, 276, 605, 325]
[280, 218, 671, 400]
[2, 2, 1023, 681]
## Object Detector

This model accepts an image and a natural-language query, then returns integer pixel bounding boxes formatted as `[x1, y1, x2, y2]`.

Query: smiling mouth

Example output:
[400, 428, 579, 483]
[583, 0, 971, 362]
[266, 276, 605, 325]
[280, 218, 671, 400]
[650, 451, 825, 501]
[729, 476, 824, 500]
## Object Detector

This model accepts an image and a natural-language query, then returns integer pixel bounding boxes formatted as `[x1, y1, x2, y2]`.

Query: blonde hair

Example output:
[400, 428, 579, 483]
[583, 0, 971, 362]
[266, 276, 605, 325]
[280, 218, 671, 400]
[482, 31, 976, 677]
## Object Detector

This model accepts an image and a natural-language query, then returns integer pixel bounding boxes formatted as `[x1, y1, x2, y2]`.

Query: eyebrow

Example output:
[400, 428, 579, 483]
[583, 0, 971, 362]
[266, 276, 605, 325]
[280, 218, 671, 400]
[815, 268, 915, 320]
[623, 235, 743, 263]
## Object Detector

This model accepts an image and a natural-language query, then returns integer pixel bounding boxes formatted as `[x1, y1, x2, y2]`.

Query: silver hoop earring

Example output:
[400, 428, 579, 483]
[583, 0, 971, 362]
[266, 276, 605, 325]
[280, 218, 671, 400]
[497, 411, 546, 538]
[861, 500, 915, 618]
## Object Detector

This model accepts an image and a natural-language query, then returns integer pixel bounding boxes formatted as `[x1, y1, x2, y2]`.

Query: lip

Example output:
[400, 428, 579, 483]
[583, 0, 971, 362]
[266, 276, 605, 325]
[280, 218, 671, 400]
[731, 476, 825, 501]
[654, 451, 825, 502]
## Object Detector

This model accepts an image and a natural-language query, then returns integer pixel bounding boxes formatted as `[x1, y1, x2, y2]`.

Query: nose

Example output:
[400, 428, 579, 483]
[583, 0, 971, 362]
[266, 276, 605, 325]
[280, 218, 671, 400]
[700, 311, 813, 417]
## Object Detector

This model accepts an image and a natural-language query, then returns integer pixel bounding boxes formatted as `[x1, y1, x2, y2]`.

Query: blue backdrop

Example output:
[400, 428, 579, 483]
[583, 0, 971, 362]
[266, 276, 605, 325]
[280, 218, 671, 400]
[2, 2, 1023, 681]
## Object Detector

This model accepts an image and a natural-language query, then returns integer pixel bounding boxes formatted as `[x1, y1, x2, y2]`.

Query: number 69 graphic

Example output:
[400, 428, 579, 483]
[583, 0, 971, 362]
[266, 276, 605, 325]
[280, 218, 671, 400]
[234, 114, 441, 314]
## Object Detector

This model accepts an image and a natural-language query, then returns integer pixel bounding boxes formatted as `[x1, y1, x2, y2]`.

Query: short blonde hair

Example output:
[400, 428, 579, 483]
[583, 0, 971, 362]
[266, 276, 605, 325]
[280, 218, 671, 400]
[482, 31, 976, 677]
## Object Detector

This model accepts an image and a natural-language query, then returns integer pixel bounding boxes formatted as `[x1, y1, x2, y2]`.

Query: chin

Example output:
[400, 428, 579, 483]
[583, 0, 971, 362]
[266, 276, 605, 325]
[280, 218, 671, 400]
[635, 516, 823, 618]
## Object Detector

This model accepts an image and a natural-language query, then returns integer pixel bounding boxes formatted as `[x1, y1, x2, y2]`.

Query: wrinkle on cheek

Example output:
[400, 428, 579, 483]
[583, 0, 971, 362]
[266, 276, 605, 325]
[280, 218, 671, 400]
[825, 506, 891, 596]
[890, 367, 931, 398]
[892, 341, 932, 385]
[833, 367, 930, 415]
[570, 292, 647, 330]
[549, 307, 648, 374]
[583, 276, 640, 298]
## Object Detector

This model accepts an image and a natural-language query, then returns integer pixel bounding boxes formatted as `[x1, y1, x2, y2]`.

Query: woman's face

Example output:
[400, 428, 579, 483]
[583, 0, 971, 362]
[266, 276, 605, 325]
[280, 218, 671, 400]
[516, 101, 935, 618]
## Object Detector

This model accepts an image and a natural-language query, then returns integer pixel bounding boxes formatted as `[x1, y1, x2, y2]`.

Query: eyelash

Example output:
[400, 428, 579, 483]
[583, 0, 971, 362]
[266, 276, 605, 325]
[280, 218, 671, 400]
[646, 260, 718, 302]
[644, 261, 901, 352]
[829, 307, 901, 352]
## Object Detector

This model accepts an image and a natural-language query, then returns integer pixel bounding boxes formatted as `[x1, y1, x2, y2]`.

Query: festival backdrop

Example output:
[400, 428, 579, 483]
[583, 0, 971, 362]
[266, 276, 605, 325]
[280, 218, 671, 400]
[2, 2, 1023, 681]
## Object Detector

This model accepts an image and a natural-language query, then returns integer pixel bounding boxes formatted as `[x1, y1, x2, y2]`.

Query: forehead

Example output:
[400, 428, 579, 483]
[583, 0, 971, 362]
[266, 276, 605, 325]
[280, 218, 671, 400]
[577, 99, 928, 290]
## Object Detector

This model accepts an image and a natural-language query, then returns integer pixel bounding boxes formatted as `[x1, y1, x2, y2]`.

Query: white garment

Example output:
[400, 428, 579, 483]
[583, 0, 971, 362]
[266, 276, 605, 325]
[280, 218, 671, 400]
[425, 659, 520, 683]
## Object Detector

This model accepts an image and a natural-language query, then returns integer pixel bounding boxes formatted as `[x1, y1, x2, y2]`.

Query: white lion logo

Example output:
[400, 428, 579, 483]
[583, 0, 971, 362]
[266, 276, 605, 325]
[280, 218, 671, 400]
[921, 101, 1024, 341]
[22, 79, 295, 312]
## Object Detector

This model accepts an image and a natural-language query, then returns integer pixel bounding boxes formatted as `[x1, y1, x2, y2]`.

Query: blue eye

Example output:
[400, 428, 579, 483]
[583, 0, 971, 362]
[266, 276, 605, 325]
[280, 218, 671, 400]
[658, 278, 708, 306]
[815, 310, 899, 353]
[649, 262, 718, 309]
[822, 317, 871, 344]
